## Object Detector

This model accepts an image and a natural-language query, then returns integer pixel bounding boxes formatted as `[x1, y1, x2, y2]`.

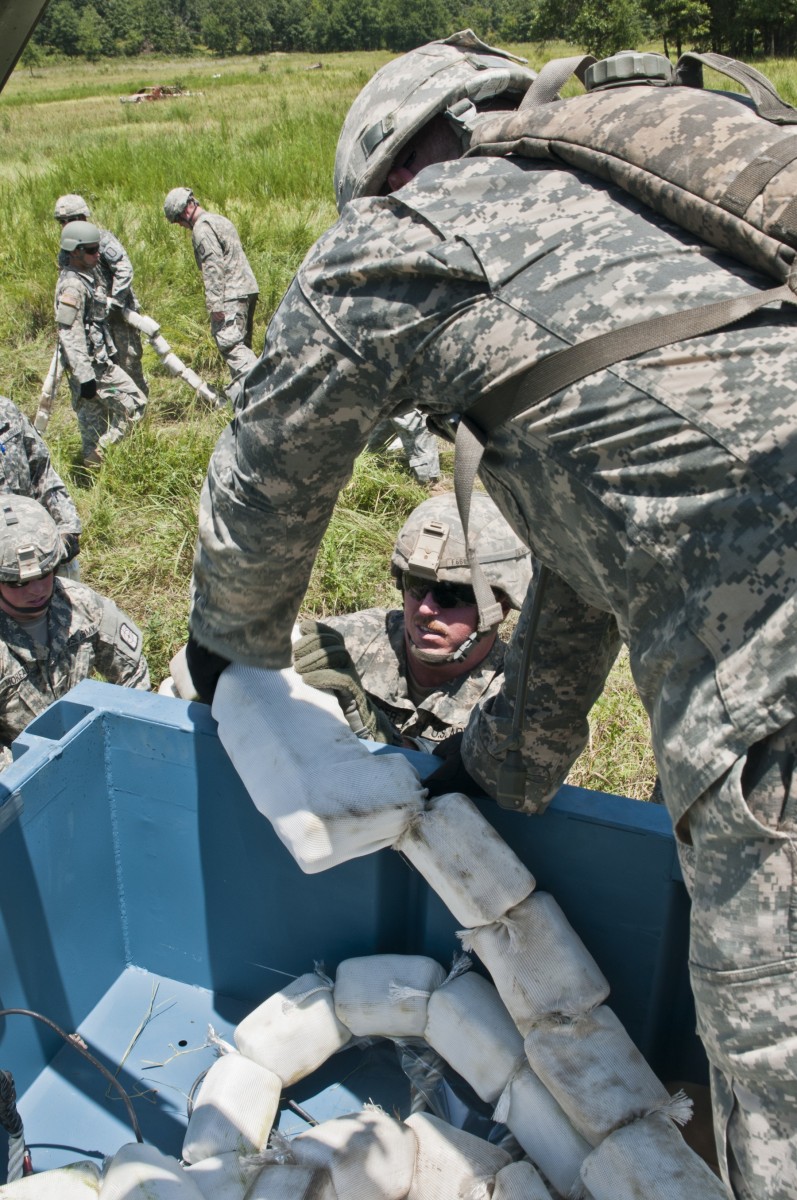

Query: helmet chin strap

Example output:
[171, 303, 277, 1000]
[1, 594, 52, 619]
[407, 625, 489, 666]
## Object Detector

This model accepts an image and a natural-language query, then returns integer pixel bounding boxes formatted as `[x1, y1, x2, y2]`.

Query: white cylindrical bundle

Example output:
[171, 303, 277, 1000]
[182, 1052, 282, 1162]
[183, 1152, 261, 1200]
[244, 1164, 339, 1198]
[403, 1112, 511, 1200]
[235, 972, 351, 1086]
[578, 1110, 728, 1199]
[122, 309, 160, 337]
[214, 665, 425, 873]
[150, 334, 171, 356]
[459, 893, 609, 1033]
[98, 1143, 206, 1198]
[523, 1005, 673, 1146]
[0, 1160, 100, 1197]
[334, 954, 447, 1038]
[423, 971, 524, 1103]
[395, 793, 534, 928]
[495, 1063, 590, 1197]
[180, 366, 204, 391]
[492, 1160, 554, 1200]
[195, 381, 219, 405]
[290, 1109, 417, 1200]
[161, 352, 185, 375]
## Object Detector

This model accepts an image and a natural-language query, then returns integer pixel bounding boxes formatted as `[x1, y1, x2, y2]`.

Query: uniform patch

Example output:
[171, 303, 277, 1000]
[56, 291, 80, 326]
[119, 622, 139, 651]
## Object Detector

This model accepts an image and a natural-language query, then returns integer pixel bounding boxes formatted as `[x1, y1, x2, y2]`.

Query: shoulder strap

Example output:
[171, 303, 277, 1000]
[675, 52, 797, 124]
[456, 280, 795, 631]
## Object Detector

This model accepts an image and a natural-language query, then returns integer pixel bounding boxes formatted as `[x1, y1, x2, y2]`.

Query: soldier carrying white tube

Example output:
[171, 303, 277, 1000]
[54, 193, 148, 398]
[54, 220, 147, 469]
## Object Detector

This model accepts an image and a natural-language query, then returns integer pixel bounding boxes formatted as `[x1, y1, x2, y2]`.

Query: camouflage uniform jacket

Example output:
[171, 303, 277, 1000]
[0, 395, 81, 535]
[55, 265, 114, 384]
[325, 607, 506, 754]
[0, 577, 149, 751]
[191, 213, 259, 312]
[192, 156, 797, 825]
[58, 227, 138, 309]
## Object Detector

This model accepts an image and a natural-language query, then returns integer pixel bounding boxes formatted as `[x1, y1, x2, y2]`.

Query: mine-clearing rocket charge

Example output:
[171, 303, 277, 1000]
[34, 308, 221, 433]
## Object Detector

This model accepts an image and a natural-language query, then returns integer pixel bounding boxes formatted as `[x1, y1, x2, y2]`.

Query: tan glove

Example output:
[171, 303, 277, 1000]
[292, 619, 400, 745]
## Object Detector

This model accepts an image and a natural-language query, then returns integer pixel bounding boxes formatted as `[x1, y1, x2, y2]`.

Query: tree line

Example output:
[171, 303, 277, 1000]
[25, 0, 797, 66]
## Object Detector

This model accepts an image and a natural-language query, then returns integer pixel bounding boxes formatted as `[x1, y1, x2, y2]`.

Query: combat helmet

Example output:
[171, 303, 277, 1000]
[59, 220, 102, 252]
[0, 498, 62, 584]
[163, 186, 194, 222]
[392, 491, 531, 612]
[333, 30, 535, 211]
[54, 193, 90, 222]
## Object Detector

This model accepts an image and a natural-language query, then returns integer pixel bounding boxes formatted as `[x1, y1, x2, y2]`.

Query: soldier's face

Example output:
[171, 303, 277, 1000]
[402, 584, 480, 658]
[0, 572, 55, 622]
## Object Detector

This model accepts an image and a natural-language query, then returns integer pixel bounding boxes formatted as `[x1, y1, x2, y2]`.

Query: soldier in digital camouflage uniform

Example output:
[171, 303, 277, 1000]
[366, 408, 440, 484]
[0, 393, 81, 566]
[54, 193, 148, 397]
[186, 33, 797, 1197]
[55, 220, 147, 468]
[163, 187, 259, 387]
[0, 497, 149, 769]
[293, 492, 530, 754]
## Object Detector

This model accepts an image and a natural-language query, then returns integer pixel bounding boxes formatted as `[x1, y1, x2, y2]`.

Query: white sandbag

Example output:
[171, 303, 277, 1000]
[214, 665, 425, 873]
[244, 1163, 339, 1199]
[0, 1160, 100, 1196]
[523, 1006, 676, 1146]
[579, 1110, 728, 1199]
[334, 954, 447, 1038]
[459, 893, 609, 1033]
[492, 1160, 554, 1200]
[99, 1143, 205, 1199]
[494, 1063, 590, 1197]
[183, 1153, 261, 1200]
[235, 972, 351, 1086]
[395, 793, 534, 928]
[290, 1109, 417, 1200]
[423, 970, 524, 1103]
[182, 1052, 282, 1162]
[404, 1112, 511, 1200]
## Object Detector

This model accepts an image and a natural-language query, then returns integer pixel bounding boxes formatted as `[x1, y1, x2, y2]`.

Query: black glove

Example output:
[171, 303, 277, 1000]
[79, 378, 97, 399]
[185, 632, 231, 705]
[293, 618, 399, 744]
[424, 733, 481, 797]
[60, 533, 80, 563]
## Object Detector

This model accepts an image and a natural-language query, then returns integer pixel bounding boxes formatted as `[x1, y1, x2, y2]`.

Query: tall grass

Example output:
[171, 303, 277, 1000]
[4, 44, 793, 797]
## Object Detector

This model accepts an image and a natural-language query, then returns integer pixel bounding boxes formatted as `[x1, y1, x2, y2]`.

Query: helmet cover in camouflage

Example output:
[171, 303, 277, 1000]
[0, 497, 61, 583]
[392, 491, 532, 611]
[163, 186, 194, 222]
[333, 30, 535, 211]
[59, 220, 102, 252]
[54, 193, 91, 221]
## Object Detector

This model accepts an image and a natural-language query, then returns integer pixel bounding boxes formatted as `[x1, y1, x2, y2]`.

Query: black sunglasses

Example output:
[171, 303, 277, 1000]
[401, 571, 477, 609]
[80, 244, 100, 254]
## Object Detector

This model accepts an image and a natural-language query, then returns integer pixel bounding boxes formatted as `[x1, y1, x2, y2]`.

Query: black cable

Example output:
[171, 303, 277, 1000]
[0, 1008, 143, 1143]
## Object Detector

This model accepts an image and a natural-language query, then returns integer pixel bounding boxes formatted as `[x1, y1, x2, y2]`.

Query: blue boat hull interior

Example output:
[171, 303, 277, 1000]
[0, 680, 705, 1179]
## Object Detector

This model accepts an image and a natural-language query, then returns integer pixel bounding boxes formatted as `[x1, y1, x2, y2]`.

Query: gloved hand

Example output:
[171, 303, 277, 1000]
[79, 378, 97, 399]
[60, 532, 80, 563]
[184, 632, 231, 705]
[293, 618, 399, 745]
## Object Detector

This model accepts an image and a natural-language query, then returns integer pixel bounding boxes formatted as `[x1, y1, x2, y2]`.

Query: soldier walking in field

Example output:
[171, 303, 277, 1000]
[163, 187, 259, 391]
[54, 193, 148, 397]
[55, 220, 147, 468]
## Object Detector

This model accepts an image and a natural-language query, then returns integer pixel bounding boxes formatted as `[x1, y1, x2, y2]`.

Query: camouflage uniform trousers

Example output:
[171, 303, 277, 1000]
[108, 306, 148, 397]
[367, 408, 440, 483]
[68, 361, 146, 459]
[684, 721, 797, 1199]
[210, 295, 258, 383]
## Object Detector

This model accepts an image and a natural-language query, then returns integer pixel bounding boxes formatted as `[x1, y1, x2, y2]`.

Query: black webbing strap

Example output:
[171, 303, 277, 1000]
[517, 54, 596, 110]
[455, 280, 796, 631]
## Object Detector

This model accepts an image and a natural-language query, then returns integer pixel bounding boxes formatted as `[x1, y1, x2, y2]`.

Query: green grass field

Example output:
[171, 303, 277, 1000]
[4, 42, 791, 797]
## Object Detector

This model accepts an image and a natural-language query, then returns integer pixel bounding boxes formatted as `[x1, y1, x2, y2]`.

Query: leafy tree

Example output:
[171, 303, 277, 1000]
[381, 0, 451, 52]
[571, 0, 645, 58]
[644, 0, 710, 55]
[45, 1, 83, 56]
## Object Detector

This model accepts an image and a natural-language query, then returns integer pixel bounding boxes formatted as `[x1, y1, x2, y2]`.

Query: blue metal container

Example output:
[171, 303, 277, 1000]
[0, 681, 704, 1180]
